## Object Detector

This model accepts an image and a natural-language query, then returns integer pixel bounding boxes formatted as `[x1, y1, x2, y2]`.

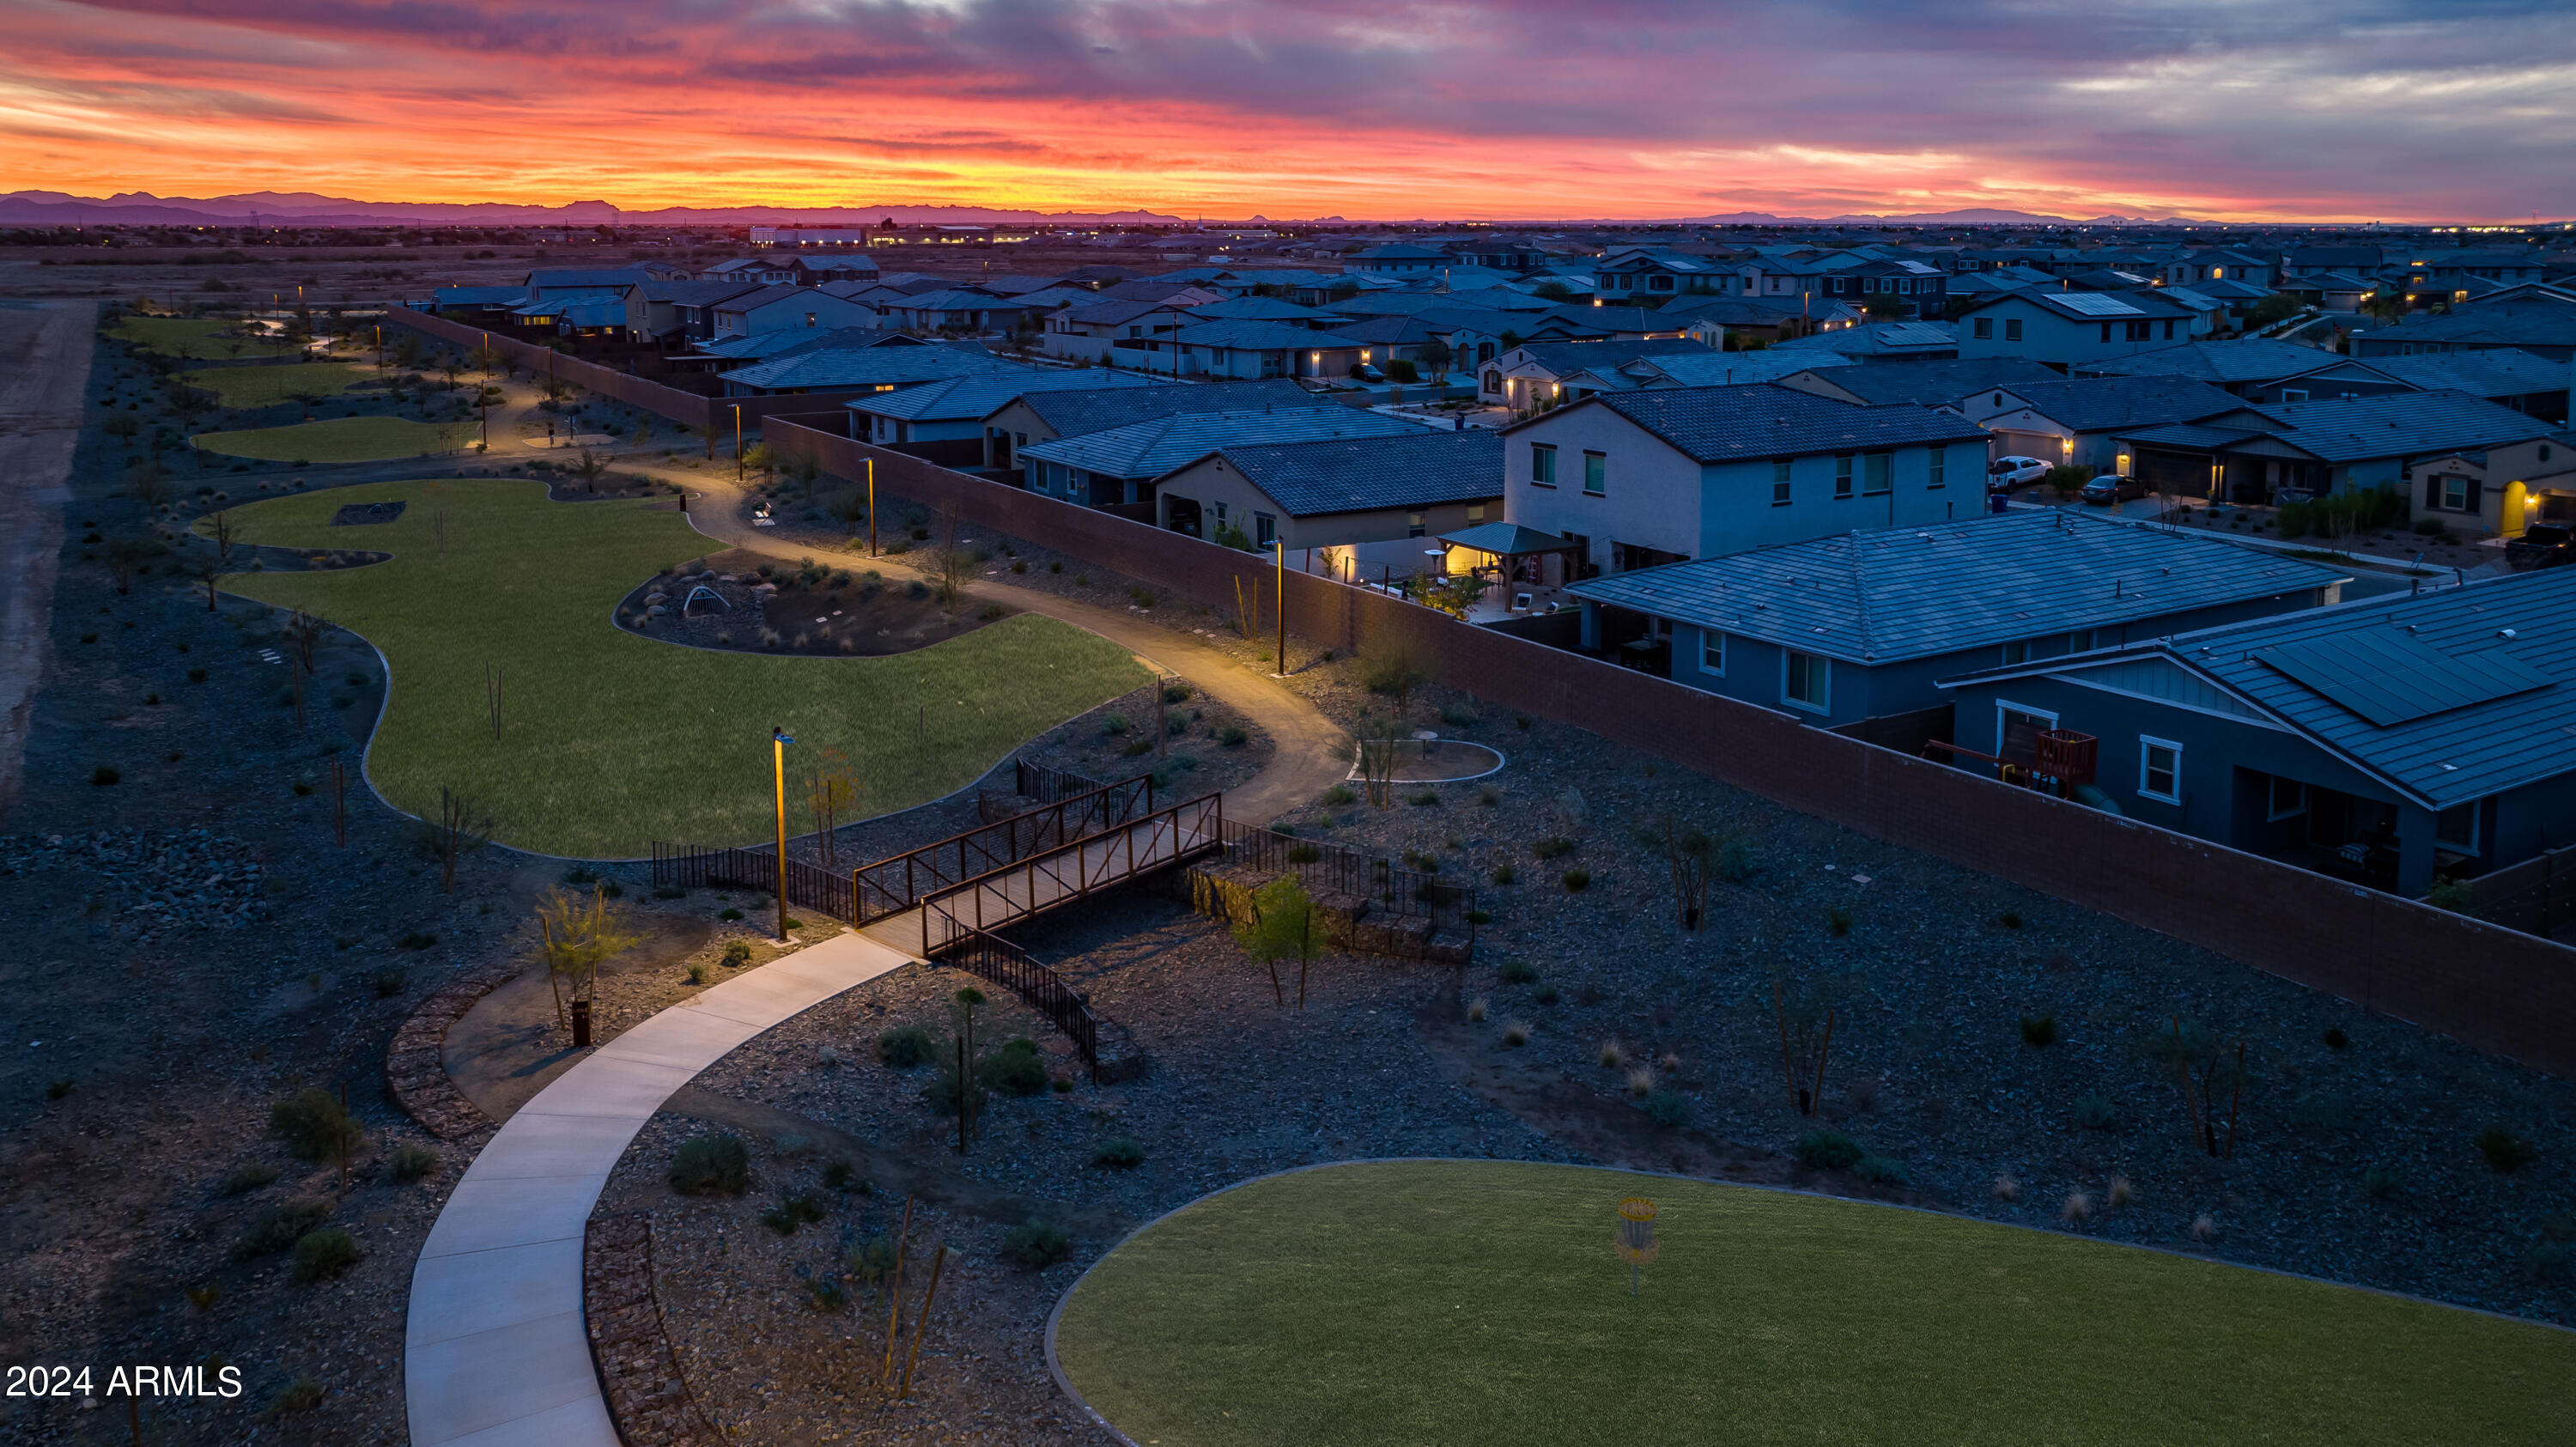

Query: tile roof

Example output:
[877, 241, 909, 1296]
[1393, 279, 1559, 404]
[1009, 379, 1341, 439]
[1571, 508, 2347, 666]
[1022, 405, 1429, 479]
[1192, 429, 1504, 517]
[1065, 297, 1188, 326]
[2251, 390, 2555, 462]
[2360, 303, 2576, 350]
[1166, 319, 1362, 350]
[1789, 357, 2063, 406]
[1627, 349, 1853, 386]
[848, 367, 1162, 422]
[2363, 348, 2570, 400]
[1767, 321, 1959, 356]
[1989, 374, 2248, 433]
[432, 285, 527, 307]
[719, 344, 1018, 393]
[713, 283, 812, 311]
[694, 325, 918, 362]
[525, 267, 647, 290]
[1546, 382, 1991, 463]
[1186, 296, 1346, 324]
[2078, 337, 2343, 386]
[1959, 568, 2576, 807]
[1536, 305, 1680, 334]
[641, 279, 762, 305]
[888, 289, 1030, 313]
[1508, 337, 1713, 378]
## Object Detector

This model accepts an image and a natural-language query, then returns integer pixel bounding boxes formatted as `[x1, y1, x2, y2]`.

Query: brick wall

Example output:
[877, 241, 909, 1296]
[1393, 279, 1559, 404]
[765, 416, 2576, 1079]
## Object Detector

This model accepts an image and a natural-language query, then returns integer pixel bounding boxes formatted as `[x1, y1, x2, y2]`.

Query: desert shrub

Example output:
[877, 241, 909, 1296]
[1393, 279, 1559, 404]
[720, 940, 752, 967]
[1826, 908, 1852, 937]
[1498, 958, 1540, 984]
[717, 906, 744, 921]
[669, 1134, 750, 1196]
[1561, 868, 1590, 892]
[1092, 1136, 1146, 1170]
[878, 1024, 938, 1067]
[1162, 681, 1193, 703]
[1321, 784, 1355, 806]
[217, 1162, 278, 1196]
[1795, 1128, 1864, 1170]
[261, 1377, 326, 1420]
[1533, 836, 1577, 860]
[1499, 1021, 1530, 1047]
[2527, 1241, 2574, 1284]
[1997, 910, 2024, 929]
[270, 1089, 363, 1162]
[2020, 1013, 2059, 1048]
[91, 765, 120, 786]
[374, 968, 407, 998]
[980, 1037, 1048, 1097]
[821, 1158, 866, 1194]
[1491, 863, 1516, 885]
[1099, 711, 1131, 736]
[1643, 1090, 1692, 1128]
[2072, 1092, 2120, 1131]
[1286, 843, 1321, 865]
[386, 1143, 439, 1183]
[1852, 1155, 1910, 1185]
[1531, 981, 1560, 1006]
[2477, 1128, 2538, 1173]
[291, 1227, 360, 1283]
[2414, 517, 2448, 536]
[1219, 725, 1249, 747]
[760, 1189, 827, 1235]
[233, 1198, 331, 1260]
[1127, 586, 1156, 609]
[1439, 701, 1478, 727]
[1006, 1218, 1072, 1269]
[773, 1131, 816, 1158]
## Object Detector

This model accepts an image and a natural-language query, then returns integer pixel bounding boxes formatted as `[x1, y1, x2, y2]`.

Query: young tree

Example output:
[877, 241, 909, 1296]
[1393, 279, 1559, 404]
[1773, 970, 1850, 1116]
[206, 506, 237, 568]
[534, 885, 643, 1031]
[2141, 1017, 2251, 1158]
[743, 441, 777, 487]
[1357, 641, 1429, 723]
[1635, 816, 1729, 931]
[827, 487, 868, 537]
[1416, 335, 1454, 378]
[102, 535, 161, 595]
[1232, 873, 1327, 1009]
[574, 447, 609, 493]
[805, 747, 860, 869]
[431, 787, 495, 892]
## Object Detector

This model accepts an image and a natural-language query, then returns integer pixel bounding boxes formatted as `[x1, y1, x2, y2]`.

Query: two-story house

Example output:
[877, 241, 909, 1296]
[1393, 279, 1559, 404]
[1954, 289, 2206, 368]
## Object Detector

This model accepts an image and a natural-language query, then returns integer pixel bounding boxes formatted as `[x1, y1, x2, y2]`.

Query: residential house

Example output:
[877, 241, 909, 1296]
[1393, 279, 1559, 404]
[1481, 337, 1715, 409]
[1018, 406, 1429, 508]
[2161, 249, 2278, 289]
[1959, 374, 2249, 474]
[2365, 349, 2571, 422]
[1042, 298, 1198, 362]
[1095, 278, 1226, 307]
[1940, 567, 2576, 896]
[716, 342, 1018, 397]
[1655, 295, 1818, 346]
[1347, 243, 1450, 275]
[429, 285, 529, 323]
[2110, 390, 2561, 520]
[2074, 337, 2351, 397]
[708, 284, 883, 342]
[878, 289, 1031, 334]
[980, 380, 1340, 474]
[1593, 247, 1735, 301]
[1517, 305, 1692, 344]
[1774, 357, 2066, 414]
[1151, 429, 1503, 549]
[1766, 320, 1959, 362]
[2351, 301, 2576, 364]
[690, 325, 924, 364]
[847, 368, 1163, 451]
[1184, 296, 1353, 329]
[1501, 383, 1996, 579]
[1556, 348, 1856, 394]
[1117, 319, 1369, 380]
[1955, 289, 2208, 367]
[1572, 509, 2343, 727]
[1813, 258, 1950, 314]
[2276, 271, 2379, 313]
[640, 280, 764, 345]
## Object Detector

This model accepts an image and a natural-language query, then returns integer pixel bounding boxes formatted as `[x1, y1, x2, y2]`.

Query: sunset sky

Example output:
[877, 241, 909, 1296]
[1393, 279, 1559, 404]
[3, 0, 2572, 222]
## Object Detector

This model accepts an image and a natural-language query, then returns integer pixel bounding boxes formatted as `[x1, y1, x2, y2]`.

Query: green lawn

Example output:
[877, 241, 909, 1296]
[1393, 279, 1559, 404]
[194, 416, 481, 463]
[211, 479, 1149, 856]
[109, 315, 301, 361]
[1054, 1161, 2576, 1447]
[179, 360, 368, 410]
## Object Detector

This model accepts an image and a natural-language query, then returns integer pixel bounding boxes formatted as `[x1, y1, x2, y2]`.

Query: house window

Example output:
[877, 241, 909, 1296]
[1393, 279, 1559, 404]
[1862, 453, 1893, 496]
[2139, 737, 2183, 803]
[1700, 631, 1726, 677]
[2001, 640, 2032, 666]
[2067, 629, 2096, 653]
[2163, 319, 2177, 340]
[1530, 443, 1558, 486]
[1649, 274, 1674, 291]
[1255, 513, 1276, 548]
[1407, 514, 1425, 538]
[2436, 799, 2481, 854]
[2005, 319, 2024, 342]
[1929, 447, 1946, 490]
[2267, 775, 2307, 821]
[1583, 451, 1607, 496]
[1467, 504, 1487, 524]
[2440, 476, 2470, 511]
[1834, 454, 1855, 499]
[2099, 323, 2114, 344]
[1771, 460, 1793, 506]
[1783, 651, 1830, 713]
[2279, 388, 2309, 403]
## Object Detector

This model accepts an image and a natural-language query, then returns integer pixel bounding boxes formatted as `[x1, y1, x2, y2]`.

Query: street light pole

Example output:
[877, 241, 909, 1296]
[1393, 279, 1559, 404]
[1272, 540, 1287, 677]
[866, 458, 878, 558]
[771, 727, 794, 943]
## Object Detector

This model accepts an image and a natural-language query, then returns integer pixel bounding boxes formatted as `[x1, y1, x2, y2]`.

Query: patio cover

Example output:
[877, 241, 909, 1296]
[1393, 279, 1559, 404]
[1436, 521, 1582, 556]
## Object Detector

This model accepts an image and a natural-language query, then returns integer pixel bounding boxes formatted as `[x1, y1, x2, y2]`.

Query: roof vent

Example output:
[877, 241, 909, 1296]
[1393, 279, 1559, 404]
[2500, 627, 2519, 639]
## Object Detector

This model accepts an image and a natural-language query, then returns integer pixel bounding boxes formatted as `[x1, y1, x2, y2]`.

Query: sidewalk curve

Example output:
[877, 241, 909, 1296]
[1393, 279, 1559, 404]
[404, 928, 914, 1447]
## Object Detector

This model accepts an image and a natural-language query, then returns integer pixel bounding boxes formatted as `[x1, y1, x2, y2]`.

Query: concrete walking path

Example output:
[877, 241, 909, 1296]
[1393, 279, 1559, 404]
[404, 927, 914, 1447]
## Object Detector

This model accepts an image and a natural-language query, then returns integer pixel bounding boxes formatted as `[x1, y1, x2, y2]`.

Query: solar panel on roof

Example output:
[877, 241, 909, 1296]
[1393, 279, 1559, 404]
[2256, 629, 2553, 727]
[2055, 292, 2145, 317]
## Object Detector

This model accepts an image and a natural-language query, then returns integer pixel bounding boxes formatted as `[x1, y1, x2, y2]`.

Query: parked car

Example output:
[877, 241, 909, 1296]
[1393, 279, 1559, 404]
[2080, 474, 2149, 505]
[1351, 362, 1386, 382]
[2507, 523, 2575, 570]
[1989, 455, 2050, 489]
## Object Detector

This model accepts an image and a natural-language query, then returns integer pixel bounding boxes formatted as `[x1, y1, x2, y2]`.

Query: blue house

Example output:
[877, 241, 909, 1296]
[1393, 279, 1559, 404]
[1564, 509, 2346, 728]
[1940, 568, 2576, 897]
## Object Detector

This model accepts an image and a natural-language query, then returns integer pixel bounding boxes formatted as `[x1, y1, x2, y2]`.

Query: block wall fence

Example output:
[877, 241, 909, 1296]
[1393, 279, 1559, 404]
[384, 313, 2576, 1079]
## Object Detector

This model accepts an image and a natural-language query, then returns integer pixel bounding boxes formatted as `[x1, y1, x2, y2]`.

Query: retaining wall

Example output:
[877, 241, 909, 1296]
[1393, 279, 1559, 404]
[762, 416, 2576, 1080]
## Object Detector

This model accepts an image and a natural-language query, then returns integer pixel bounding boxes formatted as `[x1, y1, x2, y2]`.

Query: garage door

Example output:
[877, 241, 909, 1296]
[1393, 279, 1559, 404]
[1996, 431, 2061, 464]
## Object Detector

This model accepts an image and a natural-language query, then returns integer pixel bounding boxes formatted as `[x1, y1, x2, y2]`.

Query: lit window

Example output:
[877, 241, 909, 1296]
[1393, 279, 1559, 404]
[1783, 651, 1829, 712]
[1834, 455, 1854, 499]
[1467, 503, 1486, 524]
[1530, 443, 1558, 485]
[1700, 631, 1726, 676]
[1583, 451, 1606, 496]
[1772, 459, 1793, 506]
[2441, 477, 2470, 511]
[2139, 737, 2182, 803]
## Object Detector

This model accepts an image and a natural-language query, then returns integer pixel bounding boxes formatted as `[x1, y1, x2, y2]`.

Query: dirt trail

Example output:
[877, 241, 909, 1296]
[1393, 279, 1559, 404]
[0, 301, 94, 818]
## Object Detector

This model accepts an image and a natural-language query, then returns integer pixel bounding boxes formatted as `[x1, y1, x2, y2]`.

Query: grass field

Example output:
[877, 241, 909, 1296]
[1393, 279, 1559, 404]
[179, 360, 368, 410]
[194, 416, 481, 463]
[109, 315, 302, 361]
[212, 479, 1149, 856]
[1053, 1161, 2576, 1447]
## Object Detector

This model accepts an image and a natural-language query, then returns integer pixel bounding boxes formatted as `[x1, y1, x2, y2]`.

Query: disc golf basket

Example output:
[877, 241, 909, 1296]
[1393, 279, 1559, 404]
[682, 585, 729, 617]
[1614, 1198, 1659, 1295]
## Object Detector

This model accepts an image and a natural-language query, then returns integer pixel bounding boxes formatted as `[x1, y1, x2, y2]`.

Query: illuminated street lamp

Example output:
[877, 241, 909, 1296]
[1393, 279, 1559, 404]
[1271, 539, 1286, 677]
[770, 727, 794, 942]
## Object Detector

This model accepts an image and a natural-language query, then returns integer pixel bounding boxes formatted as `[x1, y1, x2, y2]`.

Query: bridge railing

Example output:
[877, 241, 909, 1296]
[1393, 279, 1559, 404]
[849, 772, 1155, 923]
[919, 793, 1223, 956]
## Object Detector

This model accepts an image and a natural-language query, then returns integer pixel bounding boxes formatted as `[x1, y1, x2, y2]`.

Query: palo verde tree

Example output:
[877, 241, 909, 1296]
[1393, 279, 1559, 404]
[534, 885, 643, 1031]
[1773, 968, 1856, 1116]
[1634, 815, 1750, 931]
[1233, 873, 1327, 1009]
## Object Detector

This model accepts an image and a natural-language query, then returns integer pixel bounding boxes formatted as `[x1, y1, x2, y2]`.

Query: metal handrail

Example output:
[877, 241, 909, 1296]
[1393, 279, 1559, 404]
[919, 794, 1222, 956]
[848, 771, 1154, 924]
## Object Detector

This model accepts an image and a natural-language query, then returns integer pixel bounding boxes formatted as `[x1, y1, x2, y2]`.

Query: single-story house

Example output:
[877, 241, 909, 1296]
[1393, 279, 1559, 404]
[1959, 374, 2249, 474]
[1940, 567, 2576, 897]
[1042, 298, 1199, 362]
[848, 368, 1163, 449]
[1116, 319, 1370, 380]
[2365, 349, 2571, 423]
[2110, 389, 2563, 522]
[1653, 294, 1817, 345]
[1019, 405, 1431, 508]
[878, 289, 1032, 334]
[1501, 383, 1997, 578]
[716, 342, 1018, 397]
[2073, 337, 2351, 398]
[430, 285, 529, 323]
[641, 280, 765, 344]
[1775, 356, 2064, 414]
[1348, 243, 1450, 276]
[2350, 302, 2576, 365]
[1151, 428, 1503, 549]
[1571, 508, 2344, 727]
[979, 378, 1340, 472]
[1480, 337, 1714, 409]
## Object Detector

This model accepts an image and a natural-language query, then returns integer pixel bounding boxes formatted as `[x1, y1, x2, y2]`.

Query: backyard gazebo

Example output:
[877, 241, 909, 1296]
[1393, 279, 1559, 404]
[1434, 521, 1583, 607]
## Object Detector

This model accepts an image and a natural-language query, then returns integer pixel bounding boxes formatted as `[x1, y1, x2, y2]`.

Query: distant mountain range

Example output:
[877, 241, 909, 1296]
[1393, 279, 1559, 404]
[0, 191, 1191, 228]
[1674, 208, 2210, 227]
